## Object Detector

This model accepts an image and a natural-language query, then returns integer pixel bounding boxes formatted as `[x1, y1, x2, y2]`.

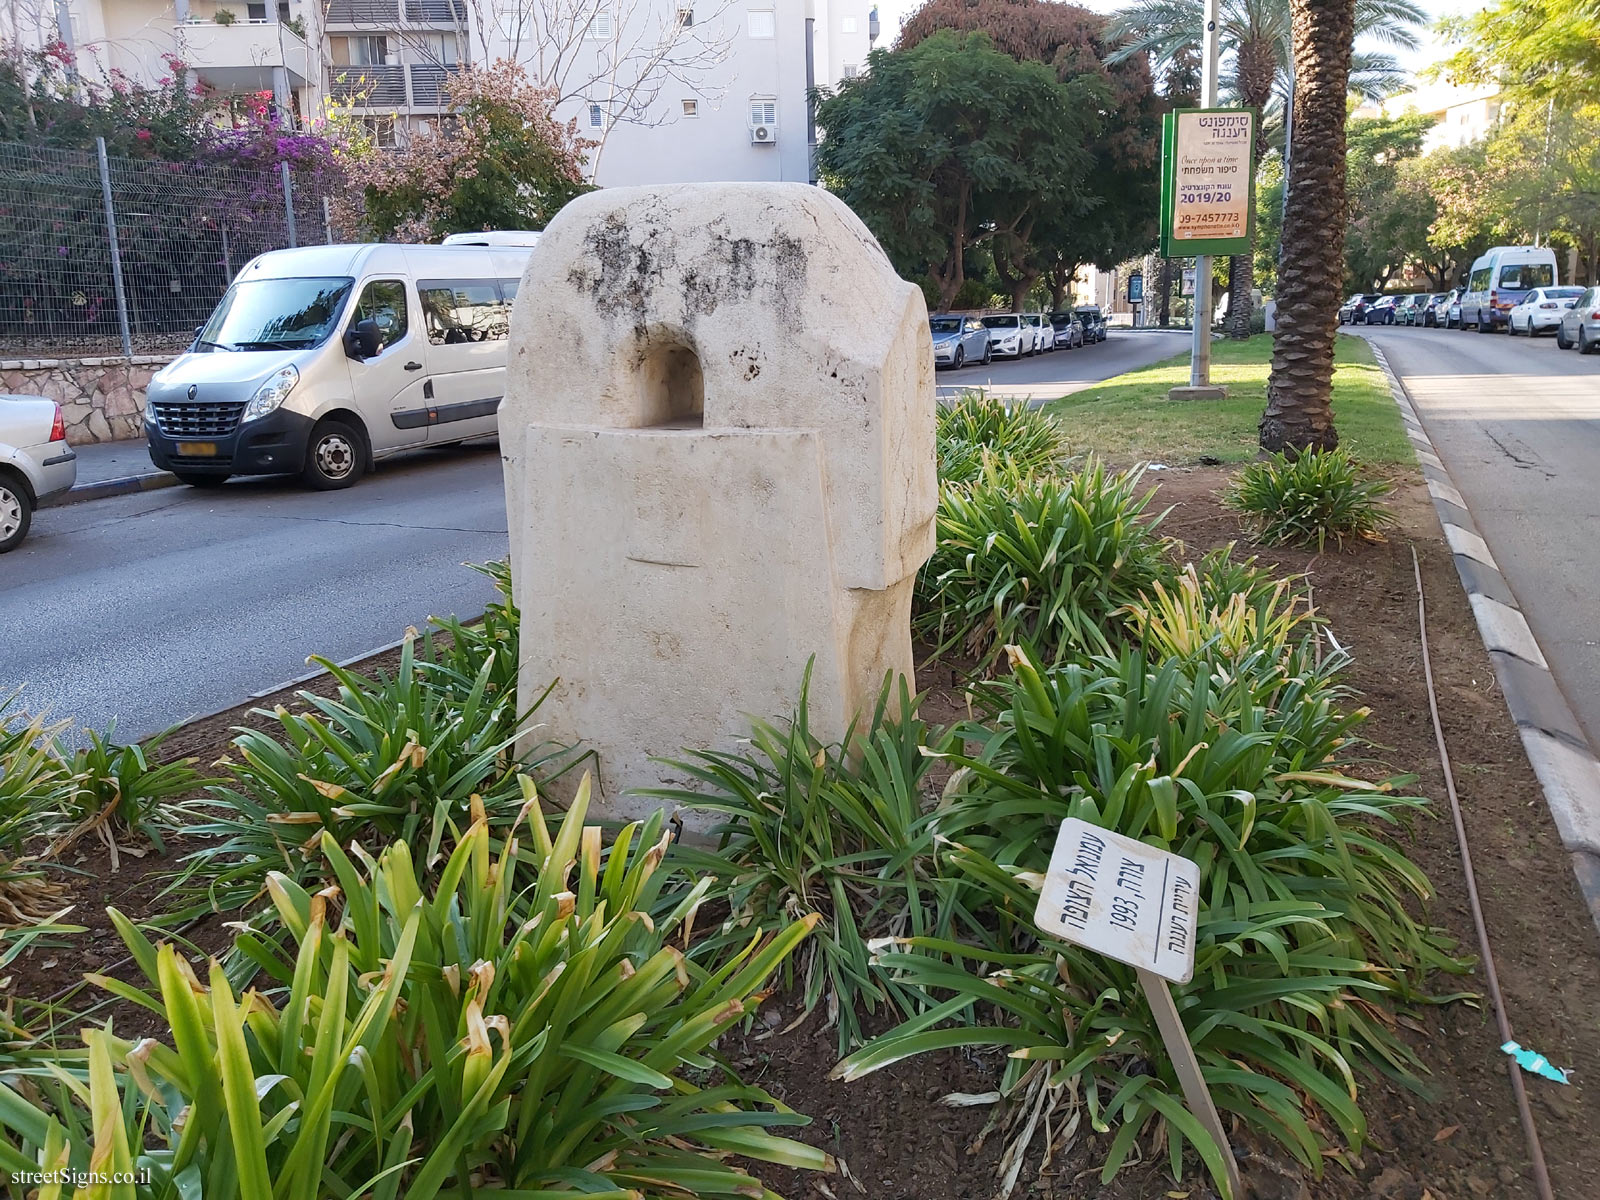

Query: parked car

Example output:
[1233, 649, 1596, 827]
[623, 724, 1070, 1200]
[0, 395, 76, 553]
[1025, 312, 1054, 354]
[1365, 296, 1400, 324]
[1446, 291, 1463, 328]
[1338, 294, 1382, 324]
[1459, 245, 1559, 332]
[1074, 306, 1108, 342]
[1555, 285, 1600, 352]
[145, 240, 534, 491]
[1509, 286, 1586, 336]
[980, 313, 1028, 359]
[1050, 312, 1084, 349]
[1421, 292, 1449, 327]
[1397, 293, 1430, 325]
[929, 314, 991, 368]
[1053, 314, 1079, 348]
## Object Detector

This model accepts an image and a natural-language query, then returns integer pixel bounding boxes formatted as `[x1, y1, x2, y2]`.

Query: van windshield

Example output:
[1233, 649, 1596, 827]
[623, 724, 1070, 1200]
[198, 276, 355, 352]
[1498, 263, 1554, 290]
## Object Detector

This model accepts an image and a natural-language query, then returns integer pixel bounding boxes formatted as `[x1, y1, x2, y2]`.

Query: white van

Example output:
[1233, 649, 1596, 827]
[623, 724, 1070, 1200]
[143, 241, 532, 489]
[1459, 246, 1559, 333]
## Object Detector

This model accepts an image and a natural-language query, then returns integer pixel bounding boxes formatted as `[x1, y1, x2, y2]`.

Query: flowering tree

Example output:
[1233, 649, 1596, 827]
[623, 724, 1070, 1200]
[0, 42, 217, 158]
[340, 59, 593, 242]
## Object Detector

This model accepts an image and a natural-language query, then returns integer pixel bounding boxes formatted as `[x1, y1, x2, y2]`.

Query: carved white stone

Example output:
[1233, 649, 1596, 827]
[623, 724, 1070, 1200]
[500, 182, 936, 821]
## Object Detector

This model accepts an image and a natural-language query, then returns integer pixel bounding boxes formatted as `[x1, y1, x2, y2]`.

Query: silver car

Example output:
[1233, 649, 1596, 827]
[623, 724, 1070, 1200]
[1, 395, 77, 552]
[929, 314, 992, 369]
[1556, 286, 1600, 352]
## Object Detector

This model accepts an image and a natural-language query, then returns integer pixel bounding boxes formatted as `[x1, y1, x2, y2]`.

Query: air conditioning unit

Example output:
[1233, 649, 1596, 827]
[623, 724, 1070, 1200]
[750, 124, 775, 144]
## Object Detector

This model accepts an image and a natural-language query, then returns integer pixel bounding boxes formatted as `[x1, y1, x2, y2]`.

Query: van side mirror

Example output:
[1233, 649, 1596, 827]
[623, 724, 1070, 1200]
[345, 318, 380, 360]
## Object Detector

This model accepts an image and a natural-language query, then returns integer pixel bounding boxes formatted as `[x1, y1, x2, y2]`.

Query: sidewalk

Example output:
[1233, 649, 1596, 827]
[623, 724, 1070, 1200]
[51, 437, 178, 506]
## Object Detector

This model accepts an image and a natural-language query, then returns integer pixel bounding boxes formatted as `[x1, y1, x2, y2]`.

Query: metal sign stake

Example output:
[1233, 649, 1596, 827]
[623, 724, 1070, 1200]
[1035, 818, 1245, 1200]
[1136, 968, 1244, 1200]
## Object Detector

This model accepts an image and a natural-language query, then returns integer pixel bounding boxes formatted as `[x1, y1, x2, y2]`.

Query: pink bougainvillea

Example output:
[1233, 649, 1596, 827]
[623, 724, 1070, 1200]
[337, 59, 594, 242]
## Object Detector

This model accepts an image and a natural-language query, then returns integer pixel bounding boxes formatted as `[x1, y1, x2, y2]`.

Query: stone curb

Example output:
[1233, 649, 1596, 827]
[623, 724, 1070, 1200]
[158, 635, 419, 738]
[54, 471, 181, 507]
[1368, 341, 1600, 936]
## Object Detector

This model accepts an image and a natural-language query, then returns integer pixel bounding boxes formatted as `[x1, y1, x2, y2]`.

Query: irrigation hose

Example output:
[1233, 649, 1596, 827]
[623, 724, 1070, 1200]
[1411, 544, 1556, 1200]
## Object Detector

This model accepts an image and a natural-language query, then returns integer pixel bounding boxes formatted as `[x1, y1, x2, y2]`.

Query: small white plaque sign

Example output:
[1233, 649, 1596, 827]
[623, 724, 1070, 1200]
[1034, 818, 1201, 985]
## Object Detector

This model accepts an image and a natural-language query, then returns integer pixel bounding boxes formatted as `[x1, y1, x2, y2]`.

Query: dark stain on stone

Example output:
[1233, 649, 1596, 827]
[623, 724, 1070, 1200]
[567, 203, 811, 329]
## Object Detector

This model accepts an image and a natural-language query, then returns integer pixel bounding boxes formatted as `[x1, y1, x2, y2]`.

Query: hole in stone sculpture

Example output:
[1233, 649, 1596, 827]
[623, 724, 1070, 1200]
[639, 342, 705, 428]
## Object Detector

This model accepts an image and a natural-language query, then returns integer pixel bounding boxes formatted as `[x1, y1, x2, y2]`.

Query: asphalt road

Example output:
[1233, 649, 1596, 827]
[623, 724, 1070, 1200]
[1355, 324, 1600, 747]
[2, 444, 508, 740]
[0, 335, 1184, 740]
[937, 328, 1190, 404]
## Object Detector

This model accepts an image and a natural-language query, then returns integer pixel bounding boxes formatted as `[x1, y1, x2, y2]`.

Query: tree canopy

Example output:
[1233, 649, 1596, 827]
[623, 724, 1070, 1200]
[815, 30, 1099, 310]
[1439, 0, 1600, 105]
[897, 0, 1166, 307]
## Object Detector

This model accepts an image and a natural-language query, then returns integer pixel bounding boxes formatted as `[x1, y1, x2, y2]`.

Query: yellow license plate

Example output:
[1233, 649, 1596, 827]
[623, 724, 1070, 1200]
[176, 441, 218, 456]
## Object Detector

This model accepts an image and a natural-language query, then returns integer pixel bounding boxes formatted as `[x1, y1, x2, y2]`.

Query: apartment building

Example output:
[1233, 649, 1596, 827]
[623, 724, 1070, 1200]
[1369, 79, 1504, 153]
[325, 0, 878, 185]
[3, 0, 320, 120]
[7, 0, 874, 186]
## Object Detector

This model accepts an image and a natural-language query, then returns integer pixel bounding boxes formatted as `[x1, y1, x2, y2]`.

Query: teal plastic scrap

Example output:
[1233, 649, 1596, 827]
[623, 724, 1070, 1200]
[1501, 1041, 1571, 1085]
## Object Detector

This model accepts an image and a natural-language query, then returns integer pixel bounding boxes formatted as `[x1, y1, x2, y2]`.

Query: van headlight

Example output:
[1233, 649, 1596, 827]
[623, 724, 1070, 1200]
[243, 365, 299, 422]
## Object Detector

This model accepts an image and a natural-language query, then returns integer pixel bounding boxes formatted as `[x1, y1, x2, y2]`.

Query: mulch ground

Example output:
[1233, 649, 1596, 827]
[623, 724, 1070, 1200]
[8, 468, 1600, 1200]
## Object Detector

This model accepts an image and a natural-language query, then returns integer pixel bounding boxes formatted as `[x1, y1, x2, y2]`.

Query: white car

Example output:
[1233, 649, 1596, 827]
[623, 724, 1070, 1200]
[1026, 313, 1054, 354]
[1509, 287, 1586, 336]
[1, 395, 77, 552]
[980, 313, 1028, 359]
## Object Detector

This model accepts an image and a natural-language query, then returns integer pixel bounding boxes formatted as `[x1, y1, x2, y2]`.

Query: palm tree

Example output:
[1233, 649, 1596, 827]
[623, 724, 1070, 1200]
[1259, 0, 1355, 453]
[1107, 0, 1424, 338]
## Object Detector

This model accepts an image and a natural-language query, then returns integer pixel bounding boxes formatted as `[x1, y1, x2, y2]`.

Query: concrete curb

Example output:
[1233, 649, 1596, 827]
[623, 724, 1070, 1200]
[1368, 342, 1600, 936]
[55, 470, 180, 506]
[161, 634, 417, 738]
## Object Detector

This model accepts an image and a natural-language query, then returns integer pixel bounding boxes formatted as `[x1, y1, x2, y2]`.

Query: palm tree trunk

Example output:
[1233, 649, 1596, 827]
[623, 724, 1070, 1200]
[1260, 0, 1354, 455]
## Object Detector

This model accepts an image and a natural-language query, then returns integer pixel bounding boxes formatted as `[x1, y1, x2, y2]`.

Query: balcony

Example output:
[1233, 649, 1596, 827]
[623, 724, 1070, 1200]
[329, 62, 460, 110]
[179, 19, 314, 90]
[326, 0, 464, 24]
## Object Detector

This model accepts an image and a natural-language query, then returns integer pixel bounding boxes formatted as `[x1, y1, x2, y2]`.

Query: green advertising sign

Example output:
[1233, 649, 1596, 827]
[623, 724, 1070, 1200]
[1160, 107, 1257, 258]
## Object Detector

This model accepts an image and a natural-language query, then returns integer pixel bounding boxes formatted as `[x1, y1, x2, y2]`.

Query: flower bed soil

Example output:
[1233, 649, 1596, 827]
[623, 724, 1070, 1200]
[9, 469, 1600, 1200]
[727, 468, 1600, 1200]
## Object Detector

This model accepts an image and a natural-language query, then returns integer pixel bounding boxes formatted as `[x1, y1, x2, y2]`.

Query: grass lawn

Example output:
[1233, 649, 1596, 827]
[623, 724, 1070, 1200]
[1042, 333, 1414, 466]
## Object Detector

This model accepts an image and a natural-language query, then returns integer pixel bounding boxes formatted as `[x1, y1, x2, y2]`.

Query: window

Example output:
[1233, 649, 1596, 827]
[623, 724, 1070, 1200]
[1468, 267, 1491, 292]
[248, 2, 268, 19]
[842, 63, 859, 77]
[841, 16, 857, 32]
[201, 277, 353, 351]
[677, 7, 693, 26]
[350, 35, 389, 66]
[588, 103, 605, 128]
[747, 9, 774, 37]
[360, 115, 397, 147]
[499, 277, 520, 303]
[586, 5, 613, 37]
[681, 98, 698, 117]
[418, 280, 510, 345]
[417, 32, 459, 65]
[352, 280, 409, 352]
[749, 97, 776, 127]
[1498, 263, 1554, 290]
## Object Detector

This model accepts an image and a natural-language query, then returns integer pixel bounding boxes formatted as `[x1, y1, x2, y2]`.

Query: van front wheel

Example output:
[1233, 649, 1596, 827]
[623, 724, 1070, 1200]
[303, 419, 366, 490]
